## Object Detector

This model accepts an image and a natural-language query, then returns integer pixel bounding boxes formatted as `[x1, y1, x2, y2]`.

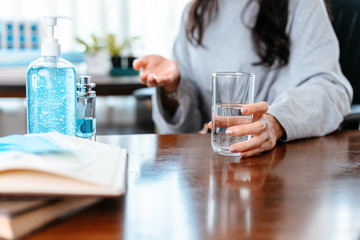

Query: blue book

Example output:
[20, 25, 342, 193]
[19, 22, 25, 49]
[6, 22, 13, 49]
[30, 22, 38, 49]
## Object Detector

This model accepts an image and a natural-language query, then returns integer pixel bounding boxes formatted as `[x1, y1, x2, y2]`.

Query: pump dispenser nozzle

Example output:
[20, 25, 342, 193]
[41, 16, 73, 57]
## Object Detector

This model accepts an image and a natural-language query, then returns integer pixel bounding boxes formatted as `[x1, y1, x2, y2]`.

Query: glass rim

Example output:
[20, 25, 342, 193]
[212, 72, 255, 78]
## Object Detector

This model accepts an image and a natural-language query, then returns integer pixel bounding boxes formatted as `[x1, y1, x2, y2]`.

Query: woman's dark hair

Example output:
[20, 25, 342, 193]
[186, 0, 332, 68]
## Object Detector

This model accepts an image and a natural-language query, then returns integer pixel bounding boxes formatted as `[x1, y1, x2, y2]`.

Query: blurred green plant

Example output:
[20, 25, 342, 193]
[106, 34, 139, 57]
[76, 34, 104, 56]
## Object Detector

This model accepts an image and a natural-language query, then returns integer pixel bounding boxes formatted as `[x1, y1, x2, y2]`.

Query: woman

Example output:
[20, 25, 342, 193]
[133, 0, 353, 157]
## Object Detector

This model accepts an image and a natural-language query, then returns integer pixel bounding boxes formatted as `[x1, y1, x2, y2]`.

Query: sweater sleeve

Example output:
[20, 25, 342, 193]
[152, 5, 204, 134]
[267, 0, 353, 141]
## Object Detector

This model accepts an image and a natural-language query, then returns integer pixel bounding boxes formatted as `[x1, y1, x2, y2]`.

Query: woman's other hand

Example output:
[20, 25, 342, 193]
[133, 55, 180, 93]
[208, 102, 284, 157]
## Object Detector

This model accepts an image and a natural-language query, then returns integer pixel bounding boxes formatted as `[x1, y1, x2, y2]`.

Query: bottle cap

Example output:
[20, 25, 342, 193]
[77, 76, 96, 95]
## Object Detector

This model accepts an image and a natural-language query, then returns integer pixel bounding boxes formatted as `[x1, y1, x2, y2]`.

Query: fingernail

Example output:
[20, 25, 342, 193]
[230, 146, 237, 152]
[149, 74, 158, 80]
[241, 152, 247, 158]
[226, 129, 234, 135]
[242, 108, 249, 113]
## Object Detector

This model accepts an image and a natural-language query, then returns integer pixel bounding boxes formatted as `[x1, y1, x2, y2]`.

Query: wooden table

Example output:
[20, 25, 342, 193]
[0, 75, 145, 97]
[25, 130, 360, 240]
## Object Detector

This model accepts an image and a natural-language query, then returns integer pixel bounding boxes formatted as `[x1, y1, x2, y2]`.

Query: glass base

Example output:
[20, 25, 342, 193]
[212, 146, 241, 157]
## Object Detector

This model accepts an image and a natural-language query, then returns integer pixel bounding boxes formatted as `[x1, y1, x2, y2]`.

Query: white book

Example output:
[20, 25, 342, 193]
[0, 133, 128, 197]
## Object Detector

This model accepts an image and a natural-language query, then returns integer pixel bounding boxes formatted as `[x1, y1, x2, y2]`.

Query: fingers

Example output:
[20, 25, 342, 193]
[229, 134, 274, 157]
[145, 74, 155, 87]
[226, 116, 270, 156]
[209, 118, 263, 134]
[212, 115, 253, 128]
[132, 57, 148, 70]
[155, 75, 169, 87]
[242, 101, 268, 115]
[140, 73, 148, 84]
[141, 74, 171, 88]
[135, 55, 170, 87]
[134, 55, 180, 92]
[211, 102, 267, 129]
[226, 120, 265, 136]
[237, 144, 265, 158]
[210, 101, 277, 157]
[229, 135, 265, 153]
[140, 73, 159, 86]
[226, 116, 278, 157]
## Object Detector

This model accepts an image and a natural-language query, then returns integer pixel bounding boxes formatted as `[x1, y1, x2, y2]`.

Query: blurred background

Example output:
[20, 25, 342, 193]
[0, 0, 191, 137]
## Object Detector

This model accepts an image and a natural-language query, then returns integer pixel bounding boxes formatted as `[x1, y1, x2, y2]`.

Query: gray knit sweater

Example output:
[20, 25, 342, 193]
[152, 0, 353, 141]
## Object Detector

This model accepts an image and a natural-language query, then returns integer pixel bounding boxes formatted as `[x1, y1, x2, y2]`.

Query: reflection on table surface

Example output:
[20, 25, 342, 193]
[25, 131, 360, 240]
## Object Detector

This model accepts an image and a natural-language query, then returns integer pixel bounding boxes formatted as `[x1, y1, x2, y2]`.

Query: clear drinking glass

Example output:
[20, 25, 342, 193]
[211, 72, 255, 156]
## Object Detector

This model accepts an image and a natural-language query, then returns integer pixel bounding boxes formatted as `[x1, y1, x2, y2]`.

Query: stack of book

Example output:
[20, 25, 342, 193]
[0, 133, 128, 239]
[0, 197, 100, 239]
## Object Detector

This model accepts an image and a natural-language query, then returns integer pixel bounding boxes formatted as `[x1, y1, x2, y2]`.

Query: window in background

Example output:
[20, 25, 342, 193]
[129, 0, 190, 57]
[0, 0, 191, 58]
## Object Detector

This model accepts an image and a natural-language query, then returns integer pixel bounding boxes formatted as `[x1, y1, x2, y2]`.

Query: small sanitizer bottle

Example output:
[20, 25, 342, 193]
[77, 76, 96, 141]
[26, 16, 77, 136]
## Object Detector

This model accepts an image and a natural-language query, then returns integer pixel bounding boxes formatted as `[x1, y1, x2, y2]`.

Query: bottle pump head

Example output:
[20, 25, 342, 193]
[41, 16, 73, 57]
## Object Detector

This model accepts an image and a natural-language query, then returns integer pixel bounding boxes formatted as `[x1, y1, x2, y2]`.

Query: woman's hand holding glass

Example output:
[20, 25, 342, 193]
[132, 54, 180, 93]
[209, 101, 284, 157]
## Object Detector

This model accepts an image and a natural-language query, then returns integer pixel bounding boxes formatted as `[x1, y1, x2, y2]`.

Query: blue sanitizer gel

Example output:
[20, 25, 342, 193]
[26, 16, 77, 136]
[27, 57, 77, 136]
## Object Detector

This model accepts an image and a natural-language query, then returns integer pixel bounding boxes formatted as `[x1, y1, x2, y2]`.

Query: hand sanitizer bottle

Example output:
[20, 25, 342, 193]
[26, 16, 76, 136]
[77, 76, 96, 141]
